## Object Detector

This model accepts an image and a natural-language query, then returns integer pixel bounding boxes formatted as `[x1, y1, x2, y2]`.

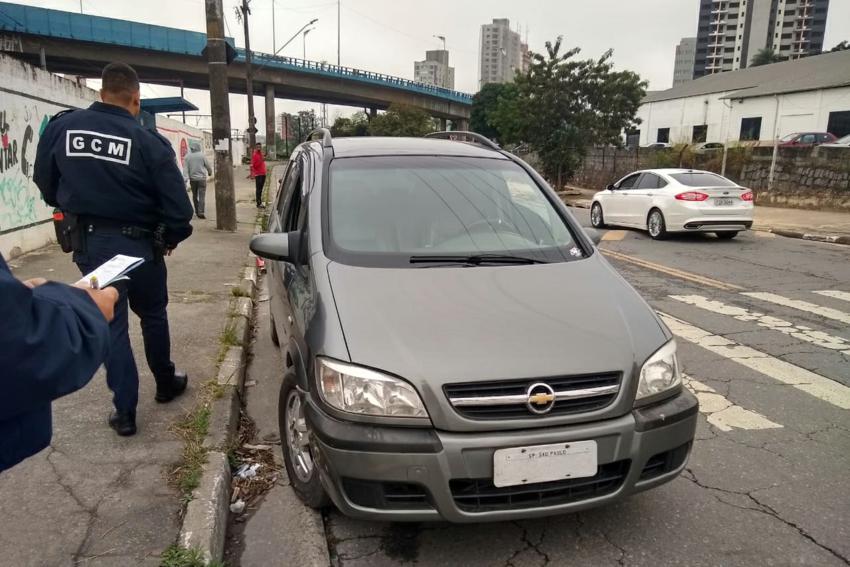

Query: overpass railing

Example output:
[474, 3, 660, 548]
[246, 51, 473, 105]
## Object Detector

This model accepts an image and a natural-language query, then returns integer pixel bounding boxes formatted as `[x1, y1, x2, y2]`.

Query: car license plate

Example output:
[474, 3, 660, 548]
[493, 440, 597, 488]
[715, 198, 735, 206]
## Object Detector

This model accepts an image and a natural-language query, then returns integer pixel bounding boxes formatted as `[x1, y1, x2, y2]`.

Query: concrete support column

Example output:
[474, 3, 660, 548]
[369, 107, 377, 121]
[438, 117, 447, 131]
[264, 84, 276, 160]
[452, 119, 469, 131]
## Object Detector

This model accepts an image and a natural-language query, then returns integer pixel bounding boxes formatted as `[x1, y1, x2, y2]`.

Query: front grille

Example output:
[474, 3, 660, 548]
[450, 460, 630, 512]
[639, 442, 691, 481]
[342, 478, 433, 510]
[444, 373, 621, 419]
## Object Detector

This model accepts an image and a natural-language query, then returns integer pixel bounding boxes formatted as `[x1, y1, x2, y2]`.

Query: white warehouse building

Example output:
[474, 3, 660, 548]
[633, 49, 850, 147]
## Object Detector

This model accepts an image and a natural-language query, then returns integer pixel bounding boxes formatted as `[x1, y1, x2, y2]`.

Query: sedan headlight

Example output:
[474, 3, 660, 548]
[316, 358, 428, 418]
[635, 340, 681, 402]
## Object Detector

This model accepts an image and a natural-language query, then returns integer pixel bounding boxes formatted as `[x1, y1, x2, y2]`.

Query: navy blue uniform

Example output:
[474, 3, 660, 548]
[33, 102, 193, 415]
[0, 254, 110, 472]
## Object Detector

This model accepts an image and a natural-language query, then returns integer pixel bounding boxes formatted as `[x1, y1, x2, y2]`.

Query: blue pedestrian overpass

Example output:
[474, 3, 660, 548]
[0, 2, 472, 121]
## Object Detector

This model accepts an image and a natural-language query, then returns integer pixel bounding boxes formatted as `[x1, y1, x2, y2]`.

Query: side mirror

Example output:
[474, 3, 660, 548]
[250, 232, 298, 262]
[606, 184, 615, 191]
[584, 227, 602, 246]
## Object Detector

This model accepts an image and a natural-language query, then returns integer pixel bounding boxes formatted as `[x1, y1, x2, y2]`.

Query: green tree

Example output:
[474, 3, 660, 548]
[368, 104, 434, 137]
[750, 48, 783, 66]
[830, 40, 849, 52]
[498, 37, 646, 187]
[330, 112, 369, 137]
[470, 82, 518, 142]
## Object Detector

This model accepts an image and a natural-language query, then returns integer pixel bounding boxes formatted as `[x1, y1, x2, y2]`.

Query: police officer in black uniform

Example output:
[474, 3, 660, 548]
[34, 62, 194, 437]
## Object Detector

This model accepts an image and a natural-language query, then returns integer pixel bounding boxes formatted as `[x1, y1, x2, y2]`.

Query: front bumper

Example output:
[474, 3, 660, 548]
[306, 389, 698, 522]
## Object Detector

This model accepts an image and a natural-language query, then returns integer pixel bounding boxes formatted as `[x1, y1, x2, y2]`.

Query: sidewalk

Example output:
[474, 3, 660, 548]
[560, 186, 850, 242]
[0, 166, 259, 566]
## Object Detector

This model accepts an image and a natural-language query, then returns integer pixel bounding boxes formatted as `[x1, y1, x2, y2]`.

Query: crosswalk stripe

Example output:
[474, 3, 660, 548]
[684, 375, 782, 431]
[670, 295, 850, 355]
[742, 292, 850, 325]
[659, 312, 850, 410]
[813, 290, 850, 304]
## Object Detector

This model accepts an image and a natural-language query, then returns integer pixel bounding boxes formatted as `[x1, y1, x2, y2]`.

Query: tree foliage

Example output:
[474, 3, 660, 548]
[750, 48, 783, 67]
[330, 112, 369, 137]
[368, 104, 434, 137]
[476, 37, 646, 185]
[830, 40, 850, 52]
[470, 83, 518, 142]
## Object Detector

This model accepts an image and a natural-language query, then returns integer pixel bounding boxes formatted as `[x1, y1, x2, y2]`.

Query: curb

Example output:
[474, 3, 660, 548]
[177, 223, 263, 564]
[760, 227, 850, 245]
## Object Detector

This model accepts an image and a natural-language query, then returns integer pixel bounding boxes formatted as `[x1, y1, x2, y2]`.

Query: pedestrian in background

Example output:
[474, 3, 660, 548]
[183, 141, 212, 219]
[250, 142, 267, 208]
[1, 253, 118, 472]
[33, 62, 194, 437]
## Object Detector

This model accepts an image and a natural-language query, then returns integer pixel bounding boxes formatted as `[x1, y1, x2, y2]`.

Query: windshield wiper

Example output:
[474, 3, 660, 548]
[409, 254, 549, 266]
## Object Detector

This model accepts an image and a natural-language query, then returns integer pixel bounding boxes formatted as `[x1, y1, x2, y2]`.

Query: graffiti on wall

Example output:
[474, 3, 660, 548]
[0, 98, 56, 233]
[0, 34, 23, 53]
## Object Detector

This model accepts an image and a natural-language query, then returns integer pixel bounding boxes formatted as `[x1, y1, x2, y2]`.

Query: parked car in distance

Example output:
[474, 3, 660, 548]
[778, 132, 837, 147]
[250, 130, 698, 523]
[820, 133, 850, 148]
[643, 142, 672, 149]
[590, 168, 753, 240]
[692, 142, 724, 154]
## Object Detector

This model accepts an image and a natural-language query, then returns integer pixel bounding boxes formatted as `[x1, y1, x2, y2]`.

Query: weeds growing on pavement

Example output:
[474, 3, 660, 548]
[160, 544, 226, 567]
[230, 286, 249, 298]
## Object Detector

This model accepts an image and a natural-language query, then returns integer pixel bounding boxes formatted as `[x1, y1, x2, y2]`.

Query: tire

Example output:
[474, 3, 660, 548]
[590, 202, 607, 229]
[647, 209, 668, 240]
[715, 231, 738, 240]
[270, 312, 280, 347]
[279, 369, 330, 509]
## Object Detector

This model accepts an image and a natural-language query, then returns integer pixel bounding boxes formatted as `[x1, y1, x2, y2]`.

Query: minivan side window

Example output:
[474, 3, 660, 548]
[275, 161, 295, 218]
[282, 160, 304, 233]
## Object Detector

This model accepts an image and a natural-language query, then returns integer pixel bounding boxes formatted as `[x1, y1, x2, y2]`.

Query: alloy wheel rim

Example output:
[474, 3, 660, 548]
[285, 390, 314, 483]
[649, 212, 662, 237]
[591, 205, 601, 226]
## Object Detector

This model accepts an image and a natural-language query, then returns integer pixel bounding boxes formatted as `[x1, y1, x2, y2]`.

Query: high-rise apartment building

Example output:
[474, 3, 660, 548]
[673, 37, 697, 86]
[693, 0, 830, 79]
[479, 18, 530, 88]
[414, 50, 455, 89]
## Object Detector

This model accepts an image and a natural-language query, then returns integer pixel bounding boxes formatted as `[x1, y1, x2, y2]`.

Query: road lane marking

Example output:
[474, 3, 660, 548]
[670, 295, 850, 356]
[602, 249, 745, 291]
[813, 290, 850, 304]
[659, 312, 850, 409]
[684, 375, 782, 431]
[601, 230, 627, 241]
[741, 292, 850, 325]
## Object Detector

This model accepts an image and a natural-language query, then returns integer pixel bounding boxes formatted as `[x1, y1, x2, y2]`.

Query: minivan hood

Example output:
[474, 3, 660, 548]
[327, 255, 667, 394]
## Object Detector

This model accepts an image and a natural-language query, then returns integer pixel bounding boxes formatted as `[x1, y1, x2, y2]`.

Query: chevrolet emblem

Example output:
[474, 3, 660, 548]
[526, 383, 556, 414]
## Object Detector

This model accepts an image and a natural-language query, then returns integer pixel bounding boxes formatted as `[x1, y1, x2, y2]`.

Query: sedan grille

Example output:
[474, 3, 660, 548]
[444, 372, 621, 419]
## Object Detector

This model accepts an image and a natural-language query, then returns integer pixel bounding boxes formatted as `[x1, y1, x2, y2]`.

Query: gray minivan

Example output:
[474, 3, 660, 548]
[250, 130, 698, 522]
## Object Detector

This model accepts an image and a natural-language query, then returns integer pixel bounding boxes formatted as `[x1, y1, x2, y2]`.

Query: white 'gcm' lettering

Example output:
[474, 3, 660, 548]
[72, 136, 85, 150]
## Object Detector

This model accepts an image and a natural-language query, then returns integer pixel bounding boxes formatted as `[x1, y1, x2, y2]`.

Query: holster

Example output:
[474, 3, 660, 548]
[53, 210, 85, 254]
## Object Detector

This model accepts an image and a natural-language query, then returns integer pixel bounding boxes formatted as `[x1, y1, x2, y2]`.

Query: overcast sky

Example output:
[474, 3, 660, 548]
[12, 0, 850, 134]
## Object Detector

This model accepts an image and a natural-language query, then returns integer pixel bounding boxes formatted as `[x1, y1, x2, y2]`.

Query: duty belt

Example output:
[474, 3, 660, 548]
[81, 216, 154, 240]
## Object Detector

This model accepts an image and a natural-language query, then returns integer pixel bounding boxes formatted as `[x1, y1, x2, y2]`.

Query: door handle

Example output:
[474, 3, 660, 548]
[646, 193, 654, 196]
[287, 315, 293, 326]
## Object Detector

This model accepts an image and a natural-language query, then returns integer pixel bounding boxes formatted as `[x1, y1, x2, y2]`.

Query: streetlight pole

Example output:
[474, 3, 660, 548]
[302, 28, 312, 60]
[271, 0, 276, 55]
[337, 0, 341, 65]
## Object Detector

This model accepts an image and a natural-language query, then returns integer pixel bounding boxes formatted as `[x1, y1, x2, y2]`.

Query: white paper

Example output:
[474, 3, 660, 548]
[214, 138, 230, 151]
[75, 254, 144, 288]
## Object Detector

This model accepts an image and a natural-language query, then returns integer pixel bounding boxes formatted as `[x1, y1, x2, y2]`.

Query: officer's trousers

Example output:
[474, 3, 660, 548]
[74, 230, 175, 414]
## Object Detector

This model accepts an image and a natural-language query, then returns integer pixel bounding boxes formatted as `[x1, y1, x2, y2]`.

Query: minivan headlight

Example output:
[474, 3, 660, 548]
[635, 340, 681, 402]
[316, 358, 428, 418]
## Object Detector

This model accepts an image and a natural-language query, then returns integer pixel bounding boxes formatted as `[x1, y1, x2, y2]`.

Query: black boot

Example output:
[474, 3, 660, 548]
[156, 371, 188, 403]
[108, 411, 137, 436]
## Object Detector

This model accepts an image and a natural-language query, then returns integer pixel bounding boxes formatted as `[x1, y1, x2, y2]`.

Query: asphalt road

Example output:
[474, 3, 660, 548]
[232, 211, 850, 567]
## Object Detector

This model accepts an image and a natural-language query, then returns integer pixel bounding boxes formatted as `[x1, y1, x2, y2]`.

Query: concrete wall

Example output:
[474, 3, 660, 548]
[0, 54, 209, 258]
[155, 114, 214, 175]
[0, 54, 98, 258]
[636, 86, 850, 146]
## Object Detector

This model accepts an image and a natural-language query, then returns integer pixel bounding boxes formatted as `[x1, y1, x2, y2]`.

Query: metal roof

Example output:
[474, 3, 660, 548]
[140, 97, 198, 114]
[643, 50, 850, 103]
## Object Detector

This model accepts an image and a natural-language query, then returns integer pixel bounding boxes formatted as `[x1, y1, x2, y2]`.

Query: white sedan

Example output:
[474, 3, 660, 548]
[590, 169, 754, 240]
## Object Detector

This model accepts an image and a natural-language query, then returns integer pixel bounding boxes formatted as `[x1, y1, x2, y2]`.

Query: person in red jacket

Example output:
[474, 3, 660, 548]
[250, 143, 267, 209]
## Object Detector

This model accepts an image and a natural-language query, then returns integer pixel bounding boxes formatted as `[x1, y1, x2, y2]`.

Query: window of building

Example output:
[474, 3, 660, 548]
[740, 117, 762, 141]
[692, 125, 708, 143]
[827, 110, 850, 138]
[657, 128, 670, 143]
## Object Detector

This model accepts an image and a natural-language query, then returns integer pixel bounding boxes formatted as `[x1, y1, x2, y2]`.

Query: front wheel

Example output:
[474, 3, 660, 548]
[647, 209, 668, 240]
[279, 369, 329, 509]
[715, 231, 738, 240]
[590, 202, 607, 228]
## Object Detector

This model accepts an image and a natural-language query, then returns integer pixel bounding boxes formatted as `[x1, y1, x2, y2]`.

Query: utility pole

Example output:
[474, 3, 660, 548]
[271, 0, 276, 57]
[205, 0, 237, 231]
[337, 0, 340, 65]
[239, 0, 257, 148]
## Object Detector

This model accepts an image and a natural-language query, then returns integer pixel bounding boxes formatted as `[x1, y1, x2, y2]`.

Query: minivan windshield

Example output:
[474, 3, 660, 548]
[326, 156, 582, 267]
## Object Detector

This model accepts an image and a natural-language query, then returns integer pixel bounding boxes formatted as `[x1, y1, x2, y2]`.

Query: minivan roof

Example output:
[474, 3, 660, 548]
[328, 136, 510, 159]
